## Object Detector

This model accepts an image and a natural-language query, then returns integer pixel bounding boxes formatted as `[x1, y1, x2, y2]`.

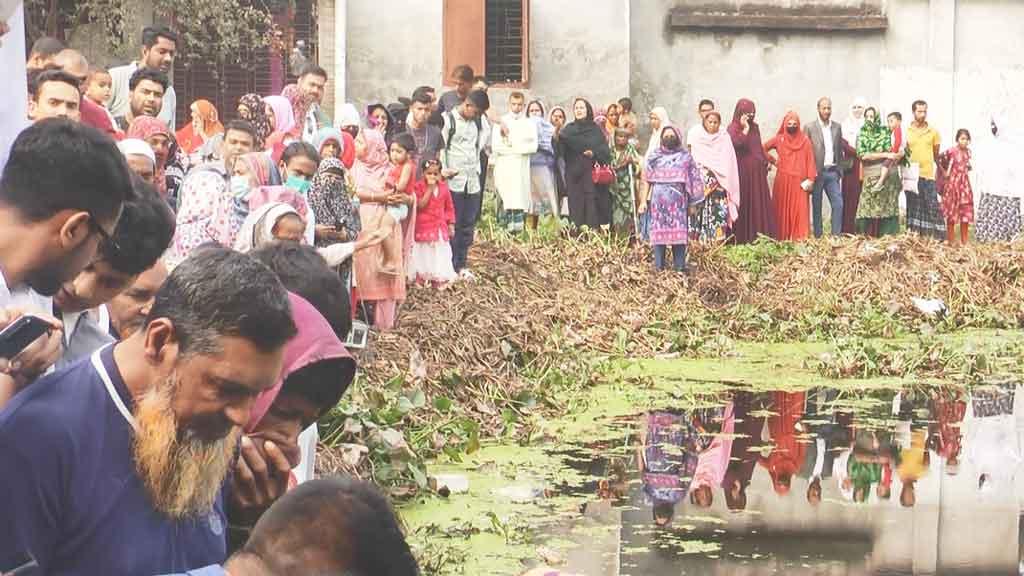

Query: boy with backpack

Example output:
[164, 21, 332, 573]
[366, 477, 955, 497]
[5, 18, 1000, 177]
[441, 89, 490, 279]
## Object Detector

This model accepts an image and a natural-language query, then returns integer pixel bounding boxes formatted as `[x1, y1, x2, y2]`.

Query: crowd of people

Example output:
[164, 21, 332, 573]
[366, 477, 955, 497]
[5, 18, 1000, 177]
[0, 18, 1021, 574]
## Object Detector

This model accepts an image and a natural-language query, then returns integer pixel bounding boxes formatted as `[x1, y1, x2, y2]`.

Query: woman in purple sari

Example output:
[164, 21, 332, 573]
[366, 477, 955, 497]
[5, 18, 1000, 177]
[642, 126, 703, 272]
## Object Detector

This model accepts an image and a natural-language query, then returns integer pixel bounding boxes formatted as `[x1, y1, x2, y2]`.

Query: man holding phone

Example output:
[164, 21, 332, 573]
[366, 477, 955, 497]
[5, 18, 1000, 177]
[0, 119, 131, 403]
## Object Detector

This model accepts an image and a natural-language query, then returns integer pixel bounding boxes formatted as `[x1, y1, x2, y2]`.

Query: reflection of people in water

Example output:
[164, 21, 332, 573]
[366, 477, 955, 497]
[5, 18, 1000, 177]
[929, 389, 966, 475]
[722, 392, 769, 511]
[760, 391, 807, 496]
[798, 388, 852, 506]
[849, 426, 897, 504]
[636, 411, 700, 526]
[690, 401, 735, 508]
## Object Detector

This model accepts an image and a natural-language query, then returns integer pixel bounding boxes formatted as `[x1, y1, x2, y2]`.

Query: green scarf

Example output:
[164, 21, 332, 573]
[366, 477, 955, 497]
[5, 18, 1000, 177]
[857, 116, 892, 156]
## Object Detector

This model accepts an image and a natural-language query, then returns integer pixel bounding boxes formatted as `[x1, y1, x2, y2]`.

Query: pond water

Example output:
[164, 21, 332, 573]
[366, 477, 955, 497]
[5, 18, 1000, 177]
[404, 334, 1024, 575]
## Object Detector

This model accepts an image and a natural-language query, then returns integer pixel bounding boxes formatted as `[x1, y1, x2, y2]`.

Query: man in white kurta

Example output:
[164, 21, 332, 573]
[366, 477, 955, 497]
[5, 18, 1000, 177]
[492, 92, 538, 232]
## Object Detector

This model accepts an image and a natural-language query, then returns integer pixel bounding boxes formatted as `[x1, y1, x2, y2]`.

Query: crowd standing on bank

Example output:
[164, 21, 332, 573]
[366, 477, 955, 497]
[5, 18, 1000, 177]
[0, 20, 1021, 575]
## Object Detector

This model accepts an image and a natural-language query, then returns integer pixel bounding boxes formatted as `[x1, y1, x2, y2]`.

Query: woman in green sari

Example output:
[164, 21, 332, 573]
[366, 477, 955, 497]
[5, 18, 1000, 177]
[609, 127, 642, 236]
[855, 107, 902, 237]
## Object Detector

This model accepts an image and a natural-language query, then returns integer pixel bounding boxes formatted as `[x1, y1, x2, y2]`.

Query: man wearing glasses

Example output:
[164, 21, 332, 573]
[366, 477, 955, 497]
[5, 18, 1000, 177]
[0, 119, 131, 406]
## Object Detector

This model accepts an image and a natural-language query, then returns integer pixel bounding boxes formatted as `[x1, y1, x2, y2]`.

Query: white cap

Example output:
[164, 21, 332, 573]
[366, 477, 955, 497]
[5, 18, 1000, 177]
[117, 138, 156, 167]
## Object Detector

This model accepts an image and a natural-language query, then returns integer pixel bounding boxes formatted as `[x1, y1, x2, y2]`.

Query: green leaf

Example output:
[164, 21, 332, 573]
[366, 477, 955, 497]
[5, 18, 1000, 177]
[410, 388, 427, 408]
[396, 396, 415, 414]
[407, 462, 428, 488]
[433, 395, 454, 412]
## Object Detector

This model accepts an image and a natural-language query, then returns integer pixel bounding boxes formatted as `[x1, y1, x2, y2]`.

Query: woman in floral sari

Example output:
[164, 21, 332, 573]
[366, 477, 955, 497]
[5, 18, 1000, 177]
[609, 128, 641, 236]
[855, 107, 902, 237]
[688, 111, 740, 242]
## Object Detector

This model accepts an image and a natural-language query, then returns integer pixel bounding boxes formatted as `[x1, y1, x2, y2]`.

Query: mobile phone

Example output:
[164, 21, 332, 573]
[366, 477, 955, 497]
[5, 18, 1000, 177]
[0, 315, 53, 360]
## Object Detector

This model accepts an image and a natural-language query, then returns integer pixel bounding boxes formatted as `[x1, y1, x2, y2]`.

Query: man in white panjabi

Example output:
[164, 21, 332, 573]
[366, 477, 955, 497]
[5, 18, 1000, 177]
[492, 92, 538, 233]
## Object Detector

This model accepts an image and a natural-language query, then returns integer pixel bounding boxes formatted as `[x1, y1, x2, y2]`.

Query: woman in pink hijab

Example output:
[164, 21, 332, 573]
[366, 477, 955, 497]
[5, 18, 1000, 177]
[244, 293, 355, 491]
[263, 95, 297, 162]
[688, 110, 740, 241]
[352, 113, 415, 330]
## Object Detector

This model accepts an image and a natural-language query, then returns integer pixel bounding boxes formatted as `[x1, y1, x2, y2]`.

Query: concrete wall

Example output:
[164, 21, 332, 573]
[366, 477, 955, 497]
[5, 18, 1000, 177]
[344, 0, 444, 107]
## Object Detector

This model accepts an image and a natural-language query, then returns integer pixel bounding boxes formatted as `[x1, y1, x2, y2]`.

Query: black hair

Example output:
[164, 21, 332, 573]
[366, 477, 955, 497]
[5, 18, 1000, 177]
[281, 141, 320, 167]
[420, 157, 442, 173]
[298, 63, 328, 81]
[146, 247, 297, 355]
[864, 106, 879, 121]
[282, 359, 354, 417]
[411, 91, 433, 106]
[887, 111, 902, 121]
[467, 90, 490, 113]
[0, 119, 130, 225]
[451, 65, 474, 83]
[28, 68, 81, 100]
[249, 243, 351, 339]
[526, 99, 545, 116]
[129, 67, 169, 92]
[396, 97, 412, 108]
[912, 99, 928, 112]
[101, 175, 175, 275]
[618, 97, 633, 112]
[246, 476, 420, 576]
[652, 502, 674, 524]
[29, 36, 64, 59]
[698, 98, 715, 110]
[142, 26, 179, 49]
[224, 119, 258, 143]
[955, 128, 971, 141]
[411, 86, 434, 101]
[472, 75, 488, 86]
[572, 97, 595, 123]
[390, 132, 415, 154]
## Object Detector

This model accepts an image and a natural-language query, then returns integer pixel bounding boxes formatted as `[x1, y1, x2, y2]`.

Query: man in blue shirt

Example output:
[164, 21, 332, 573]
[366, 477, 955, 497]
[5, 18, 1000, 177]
[0, 247, 297, 575]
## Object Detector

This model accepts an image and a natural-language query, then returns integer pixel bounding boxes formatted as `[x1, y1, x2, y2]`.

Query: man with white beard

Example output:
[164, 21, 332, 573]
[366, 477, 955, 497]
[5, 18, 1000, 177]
[0, 247, 297, 575]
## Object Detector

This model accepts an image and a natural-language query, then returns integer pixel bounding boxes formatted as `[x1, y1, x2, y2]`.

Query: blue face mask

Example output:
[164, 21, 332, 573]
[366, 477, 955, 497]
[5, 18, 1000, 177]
[230, 175, 250, 197]
[285, 175, 312, 195]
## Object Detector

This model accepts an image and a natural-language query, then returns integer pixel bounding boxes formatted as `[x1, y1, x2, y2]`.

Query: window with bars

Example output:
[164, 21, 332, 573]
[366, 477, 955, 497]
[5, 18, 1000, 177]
[485, 0, 525, 84]
[443, 0, 530, 86]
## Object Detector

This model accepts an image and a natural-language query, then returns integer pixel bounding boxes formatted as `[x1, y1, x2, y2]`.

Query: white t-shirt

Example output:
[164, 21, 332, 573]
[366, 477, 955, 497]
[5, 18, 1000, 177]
[0, 266, 52, 316]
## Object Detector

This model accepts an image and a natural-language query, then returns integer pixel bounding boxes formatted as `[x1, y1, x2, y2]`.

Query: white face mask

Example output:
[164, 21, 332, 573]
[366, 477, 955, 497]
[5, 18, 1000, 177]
[230, 175, 250, 197]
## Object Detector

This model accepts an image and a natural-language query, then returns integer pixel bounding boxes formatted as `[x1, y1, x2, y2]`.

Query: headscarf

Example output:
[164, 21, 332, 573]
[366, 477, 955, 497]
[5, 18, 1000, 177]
[856, 110, 892, 156]
[239, 93, 271, 149]
[690, 112, 741, 223]
[117, 138, 156, 168]
[245, 292, 355, 433]
[237, 151, 279, 188]
[176, 99, 224, 154]
[352, 127, 391, 196]
[727, 98, 768, 163]
[528, 100, 555, 156]
[282, 84, 311, 139]
[314, 127, 345, 158]
[558, 98, 611, 163]
[604, 104, 620, 136]
[127, 116, 171, 195]
[308, 157, 360, 248]
[263, 95, 296, 135]
[645, 107, 673, 160]
[843, 97, 868, 146]
[337, 103, 361, 128]
[772, 110, 812, 153]
[645, 126, 702, 197]
[233, 202, 304, 253]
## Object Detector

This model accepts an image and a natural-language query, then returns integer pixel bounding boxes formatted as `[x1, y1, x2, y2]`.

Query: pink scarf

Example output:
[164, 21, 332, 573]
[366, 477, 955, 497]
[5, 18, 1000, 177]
[689, 124, 742, 224]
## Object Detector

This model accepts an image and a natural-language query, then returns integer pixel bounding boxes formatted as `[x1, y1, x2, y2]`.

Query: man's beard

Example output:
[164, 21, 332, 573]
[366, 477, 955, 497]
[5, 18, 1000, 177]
[133, 373, 240, 519]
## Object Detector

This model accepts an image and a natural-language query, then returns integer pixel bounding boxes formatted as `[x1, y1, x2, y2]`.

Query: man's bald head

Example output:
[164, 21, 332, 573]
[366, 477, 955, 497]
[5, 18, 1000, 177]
[53, 49, 89, 85]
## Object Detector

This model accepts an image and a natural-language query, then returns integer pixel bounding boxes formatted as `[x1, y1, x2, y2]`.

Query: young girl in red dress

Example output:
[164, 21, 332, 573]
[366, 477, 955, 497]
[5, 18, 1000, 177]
[407, 159, 457, 286]
[939, 129, 975, 245]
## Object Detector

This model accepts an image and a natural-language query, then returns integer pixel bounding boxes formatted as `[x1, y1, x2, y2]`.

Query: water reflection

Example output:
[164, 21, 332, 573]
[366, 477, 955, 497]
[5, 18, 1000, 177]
[581, 382, 1024, 574]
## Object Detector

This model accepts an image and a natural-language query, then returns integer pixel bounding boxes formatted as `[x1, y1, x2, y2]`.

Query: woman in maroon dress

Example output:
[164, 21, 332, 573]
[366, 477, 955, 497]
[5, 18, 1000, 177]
[728, 99, 777, 243]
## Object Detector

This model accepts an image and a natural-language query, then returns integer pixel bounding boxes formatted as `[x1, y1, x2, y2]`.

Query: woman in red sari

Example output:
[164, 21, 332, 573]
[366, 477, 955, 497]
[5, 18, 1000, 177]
[728, 99, 777, 243]
[764, 111, 817, 241]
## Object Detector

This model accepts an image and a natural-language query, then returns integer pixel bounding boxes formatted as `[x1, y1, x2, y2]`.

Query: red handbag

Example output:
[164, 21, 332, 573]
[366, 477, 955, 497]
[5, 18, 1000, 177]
[592, 163, 615, 186]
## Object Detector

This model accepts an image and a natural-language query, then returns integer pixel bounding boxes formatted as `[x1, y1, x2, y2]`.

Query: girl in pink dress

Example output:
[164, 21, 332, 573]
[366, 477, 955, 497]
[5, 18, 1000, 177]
[939, 129, 975, 245]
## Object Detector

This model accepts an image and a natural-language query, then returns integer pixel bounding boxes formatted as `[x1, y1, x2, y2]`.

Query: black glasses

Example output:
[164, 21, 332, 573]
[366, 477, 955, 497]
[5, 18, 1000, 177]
[88, 214, 121, 255]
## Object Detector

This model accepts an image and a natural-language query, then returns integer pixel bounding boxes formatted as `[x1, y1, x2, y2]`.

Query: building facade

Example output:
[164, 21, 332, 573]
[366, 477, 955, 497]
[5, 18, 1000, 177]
[321, 0, 1024, 145]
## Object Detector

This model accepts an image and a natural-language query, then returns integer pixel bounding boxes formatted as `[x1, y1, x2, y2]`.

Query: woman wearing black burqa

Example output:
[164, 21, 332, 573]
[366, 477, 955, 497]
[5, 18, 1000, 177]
[558, 97, 613, 229]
